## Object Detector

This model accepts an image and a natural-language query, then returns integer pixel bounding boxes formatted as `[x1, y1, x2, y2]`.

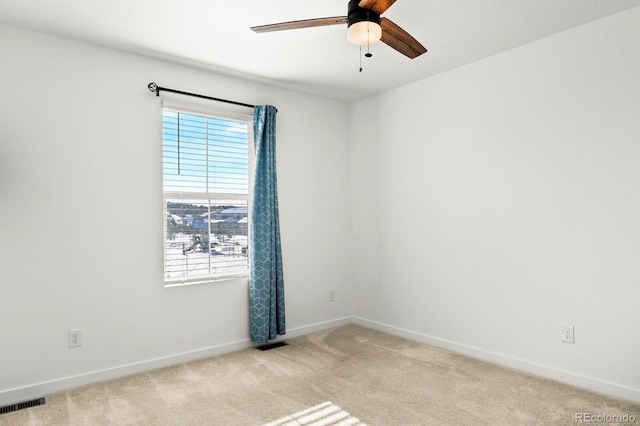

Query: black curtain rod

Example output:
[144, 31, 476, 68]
[148, 82, 268, 111]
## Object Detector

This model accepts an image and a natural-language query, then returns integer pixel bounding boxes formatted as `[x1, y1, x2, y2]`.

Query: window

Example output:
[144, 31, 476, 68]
[163, 109, 251, 286]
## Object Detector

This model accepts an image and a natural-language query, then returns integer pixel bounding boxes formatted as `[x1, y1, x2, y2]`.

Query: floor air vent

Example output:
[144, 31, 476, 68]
[0, 397, 45, 415]
[257, 341, 289, 351]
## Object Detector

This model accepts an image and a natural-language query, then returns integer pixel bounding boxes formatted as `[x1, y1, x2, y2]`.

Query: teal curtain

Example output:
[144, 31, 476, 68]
[250, 105, 285, 343]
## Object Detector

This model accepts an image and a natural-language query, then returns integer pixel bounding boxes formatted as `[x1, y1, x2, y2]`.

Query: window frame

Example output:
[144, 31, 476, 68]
[161, 101, 254, 288]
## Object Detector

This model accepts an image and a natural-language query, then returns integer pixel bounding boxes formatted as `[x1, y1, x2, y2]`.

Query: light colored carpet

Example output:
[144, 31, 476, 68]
[2, 324, 639, 425]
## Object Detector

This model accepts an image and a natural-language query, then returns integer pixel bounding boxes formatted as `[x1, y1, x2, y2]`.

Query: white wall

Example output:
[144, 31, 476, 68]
[351, 7, 640, 401]
[0, 24, 351, 404]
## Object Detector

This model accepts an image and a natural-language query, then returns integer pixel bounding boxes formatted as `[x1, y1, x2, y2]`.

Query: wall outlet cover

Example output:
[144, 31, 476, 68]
[561, 325, 574, 344]
[68, 329, 83, 348]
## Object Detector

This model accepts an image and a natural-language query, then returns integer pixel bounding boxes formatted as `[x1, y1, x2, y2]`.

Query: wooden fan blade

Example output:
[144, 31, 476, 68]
[251, 16, 347, 33]
[380, 17, 427, 59]
[358, 0, 397, 15]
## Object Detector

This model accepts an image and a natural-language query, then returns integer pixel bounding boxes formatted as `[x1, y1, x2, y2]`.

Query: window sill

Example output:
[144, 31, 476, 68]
[164, 273, 249, 288]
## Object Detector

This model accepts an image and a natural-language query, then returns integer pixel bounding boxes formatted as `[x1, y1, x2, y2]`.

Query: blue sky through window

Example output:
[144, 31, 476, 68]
[162, 110, 249, 195]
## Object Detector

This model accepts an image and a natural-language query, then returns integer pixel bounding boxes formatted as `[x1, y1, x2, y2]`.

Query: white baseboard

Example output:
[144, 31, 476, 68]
[0, 316, 353, 407]
[352, 316, 640, 403]
[280, 316, 354, 341]
[3, 315, 637, 407]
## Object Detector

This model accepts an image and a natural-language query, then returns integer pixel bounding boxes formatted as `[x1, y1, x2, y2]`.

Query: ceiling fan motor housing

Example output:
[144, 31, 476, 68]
[347, 0, 381, 28]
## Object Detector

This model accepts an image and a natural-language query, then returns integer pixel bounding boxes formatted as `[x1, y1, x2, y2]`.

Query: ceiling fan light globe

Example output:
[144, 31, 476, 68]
[347, 21, 382, 45]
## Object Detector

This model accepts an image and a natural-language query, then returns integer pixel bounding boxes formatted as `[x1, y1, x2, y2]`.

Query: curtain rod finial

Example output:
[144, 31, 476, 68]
[148, 82, 159, 96]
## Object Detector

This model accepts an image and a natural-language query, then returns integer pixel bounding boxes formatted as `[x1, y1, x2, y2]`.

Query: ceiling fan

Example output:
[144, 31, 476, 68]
[251, 0, 427, 59]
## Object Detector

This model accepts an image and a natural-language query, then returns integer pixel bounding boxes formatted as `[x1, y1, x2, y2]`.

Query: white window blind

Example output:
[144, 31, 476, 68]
[163, 109, 251, 285]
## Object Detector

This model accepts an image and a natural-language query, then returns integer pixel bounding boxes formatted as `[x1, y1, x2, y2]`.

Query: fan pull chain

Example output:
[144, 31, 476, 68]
[365, 45, 373, 58]
[359, 44, 374, 72]
[359, 21, 374, 73]
[365, 17, 373, 58]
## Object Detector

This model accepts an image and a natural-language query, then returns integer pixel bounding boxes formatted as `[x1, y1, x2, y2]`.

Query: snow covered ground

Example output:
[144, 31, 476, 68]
[165, 233, 248, 278]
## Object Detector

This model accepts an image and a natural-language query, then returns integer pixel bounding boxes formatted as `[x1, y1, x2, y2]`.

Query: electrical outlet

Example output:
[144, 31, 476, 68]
[68, 329, 82, 348]
[561, 325, 574, 344]
[329, 289, 336, 302]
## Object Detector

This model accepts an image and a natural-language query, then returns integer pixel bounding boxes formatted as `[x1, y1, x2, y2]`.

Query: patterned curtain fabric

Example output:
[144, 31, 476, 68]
[250, 105, 285, 343]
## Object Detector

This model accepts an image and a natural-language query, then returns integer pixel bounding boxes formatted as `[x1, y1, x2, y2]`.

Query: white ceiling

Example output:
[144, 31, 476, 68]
[1, 0, 639, 102]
